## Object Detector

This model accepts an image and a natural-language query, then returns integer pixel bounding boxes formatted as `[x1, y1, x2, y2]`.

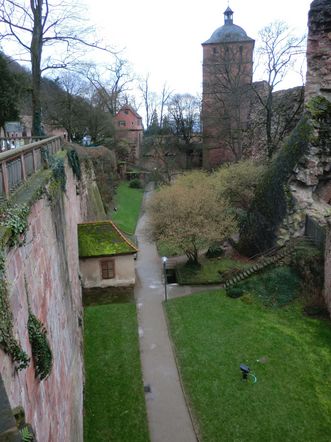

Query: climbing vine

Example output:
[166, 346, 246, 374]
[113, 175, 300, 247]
[0, 251, 30, 370]
[67, 149, 81, 180]
[20, 425, 33, 442]
[27, 312, 52, 380]
[46, 156, 66, 203]
[238, 113, 314, 256]
[50, 157, 66, 191]
[0, 203, 30, 246]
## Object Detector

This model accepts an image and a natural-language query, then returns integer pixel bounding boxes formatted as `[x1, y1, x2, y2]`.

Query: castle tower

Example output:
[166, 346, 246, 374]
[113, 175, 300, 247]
[202, 6, 255, 168]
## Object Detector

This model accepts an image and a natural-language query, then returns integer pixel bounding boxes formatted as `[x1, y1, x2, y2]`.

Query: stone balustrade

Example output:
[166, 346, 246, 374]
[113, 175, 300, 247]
[0, 136, 63, 200]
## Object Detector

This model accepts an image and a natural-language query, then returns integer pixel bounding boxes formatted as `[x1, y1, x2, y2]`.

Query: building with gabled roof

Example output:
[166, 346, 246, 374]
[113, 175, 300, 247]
[78, 220, 138, 290]
[113, 104, 144, 163]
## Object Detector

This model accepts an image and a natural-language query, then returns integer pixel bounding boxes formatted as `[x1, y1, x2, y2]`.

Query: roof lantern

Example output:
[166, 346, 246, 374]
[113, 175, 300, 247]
[202, 4, 254, 45]
[224, 6, 234, 25]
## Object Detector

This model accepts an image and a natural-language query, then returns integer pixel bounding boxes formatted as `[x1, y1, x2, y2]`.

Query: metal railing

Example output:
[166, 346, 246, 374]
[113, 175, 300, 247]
[0, 136, 49, 151]
[0, 136, 63, 201]
[305, 215, 326, 251]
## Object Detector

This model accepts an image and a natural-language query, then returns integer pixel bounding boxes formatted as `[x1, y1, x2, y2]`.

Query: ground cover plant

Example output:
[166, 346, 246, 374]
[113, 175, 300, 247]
[84, 303, 149, 442]
[165, 291, 331, 441]
[176, 257, 248, 285]
[226, 266, 301, 307]
[111, 181, 144, 234]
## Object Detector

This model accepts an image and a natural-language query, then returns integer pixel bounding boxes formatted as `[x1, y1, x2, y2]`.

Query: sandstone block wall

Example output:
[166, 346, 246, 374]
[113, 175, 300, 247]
[0, 160, 88, 441]
[305, 0, 331, 102]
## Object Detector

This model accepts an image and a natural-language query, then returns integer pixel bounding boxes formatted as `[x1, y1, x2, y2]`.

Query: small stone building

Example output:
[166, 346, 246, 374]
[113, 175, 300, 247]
[78, 221, 138, 289]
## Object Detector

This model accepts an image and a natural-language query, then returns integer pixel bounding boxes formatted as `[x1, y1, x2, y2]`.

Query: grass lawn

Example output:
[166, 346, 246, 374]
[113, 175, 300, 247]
[176, 257, 248, 285]
[84, 304, 149, 442]
[111, 181, 144, 234]
[165, 291, 331, 441]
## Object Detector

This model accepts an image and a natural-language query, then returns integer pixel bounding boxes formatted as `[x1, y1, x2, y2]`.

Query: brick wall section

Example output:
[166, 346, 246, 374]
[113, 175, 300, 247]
[113, 106, 144, 162]
[0, 161, 87, 441]
[305, 0, 331, 102]
[202, 40, 254, 168]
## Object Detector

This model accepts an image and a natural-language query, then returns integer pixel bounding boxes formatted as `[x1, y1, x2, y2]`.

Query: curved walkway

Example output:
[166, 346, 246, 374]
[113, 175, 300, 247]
[134, 186, 197, 442]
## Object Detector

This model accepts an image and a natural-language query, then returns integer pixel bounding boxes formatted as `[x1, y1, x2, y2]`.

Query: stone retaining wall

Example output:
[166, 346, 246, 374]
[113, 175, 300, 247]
[0, 158, 89, 441]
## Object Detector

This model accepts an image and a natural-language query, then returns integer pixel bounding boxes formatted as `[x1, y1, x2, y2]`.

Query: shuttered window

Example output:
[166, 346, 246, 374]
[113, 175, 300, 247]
[100, 260, 115, 279]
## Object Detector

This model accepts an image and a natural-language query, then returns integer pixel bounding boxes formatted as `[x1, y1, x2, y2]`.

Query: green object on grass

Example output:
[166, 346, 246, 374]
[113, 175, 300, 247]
[165, 292, 331, 441]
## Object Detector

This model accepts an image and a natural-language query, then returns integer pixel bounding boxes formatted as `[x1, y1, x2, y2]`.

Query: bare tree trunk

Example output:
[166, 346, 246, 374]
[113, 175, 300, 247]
[31, 0, 44, 136]
[266, 90, 273, 158]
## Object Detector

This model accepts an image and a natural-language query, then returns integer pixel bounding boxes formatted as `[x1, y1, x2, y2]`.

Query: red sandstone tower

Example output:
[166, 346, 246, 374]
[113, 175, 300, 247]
[202, 6, 255, 168]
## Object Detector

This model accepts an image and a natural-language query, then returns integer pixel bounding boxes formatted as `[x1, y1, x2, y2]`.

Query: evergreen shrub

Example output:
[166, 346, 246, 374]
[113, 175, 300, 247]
[129, 178, 142, 189]
[226, 266, 301, 307]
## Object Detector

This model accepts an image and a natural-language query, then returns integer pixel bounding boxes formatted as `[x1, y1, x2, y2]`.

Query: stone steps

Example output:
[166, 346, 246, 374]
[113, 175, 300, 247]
[223, 242, 298, 289]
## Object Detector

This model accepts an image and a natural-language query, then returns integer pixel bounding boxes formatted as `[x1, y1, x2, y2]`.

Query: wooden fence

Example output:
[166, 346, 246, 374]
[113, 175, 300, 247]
[0, 136, 63, 201]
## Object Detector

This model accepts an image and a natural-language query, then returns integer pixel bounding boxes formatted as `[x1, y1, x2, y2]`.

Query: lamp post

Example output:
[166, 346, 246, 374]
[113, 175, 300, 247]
[162, 256, 168, 302]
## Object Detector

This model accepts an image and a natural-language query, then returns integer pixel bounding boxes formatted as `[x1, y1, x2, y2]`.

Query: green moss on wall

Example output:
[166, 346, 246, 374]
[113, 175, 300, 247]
[306, 96, 331, 120]
[238, 114, 314, 256]
[85, 182, 107, 221]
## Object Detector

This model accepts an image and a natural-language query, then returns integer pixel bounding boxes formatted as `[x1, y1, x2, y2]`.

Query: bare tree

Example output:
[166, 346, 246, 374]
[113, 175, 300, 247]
[168, 94, 200, 142]
[85, 58, 135, 116]
[0, 0, 112, 135]
[138, 73, 157, 129]
[143, 133, 177, 185]
[166, 93, 201, 168]
[44, 71, 88, 140]
[159, 82, 173, 128]
[254, 21, 305, 158]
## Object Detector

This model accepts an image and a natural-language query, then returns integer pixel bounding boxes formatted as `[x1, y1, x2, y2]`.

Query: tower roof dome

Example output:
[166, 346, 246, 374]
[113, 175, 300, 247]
[203, 6, 254, 44]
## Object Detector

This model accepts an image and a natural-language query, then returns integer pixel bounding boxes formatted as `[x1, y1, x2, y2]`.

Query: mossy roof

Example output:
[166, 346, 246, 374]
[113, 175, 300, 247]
[78, 221, 138, 258]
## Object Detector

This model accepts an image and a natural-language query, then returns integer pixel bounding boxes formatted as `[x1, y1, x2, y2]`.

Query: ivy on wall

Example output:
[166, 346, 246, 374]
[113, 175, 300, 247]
[0, 202, 31, 369]
[50, 157, 66, 191]
[0, 203, 30, 246]
[46, 156, 67, 203]
[239, 96, 331, 256]
[238, 114, 314, 256]
[0, 251, 30, 370]
[0, 150, 68, 373]
[67, 149, 81, 180]
[27, 312, 52, 380]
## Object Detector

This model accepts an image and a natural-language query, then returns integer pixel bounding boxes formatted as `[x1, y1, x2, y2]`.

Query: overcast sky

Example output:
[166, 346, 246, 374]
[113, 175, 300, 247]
[86, 0, 313, 95]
